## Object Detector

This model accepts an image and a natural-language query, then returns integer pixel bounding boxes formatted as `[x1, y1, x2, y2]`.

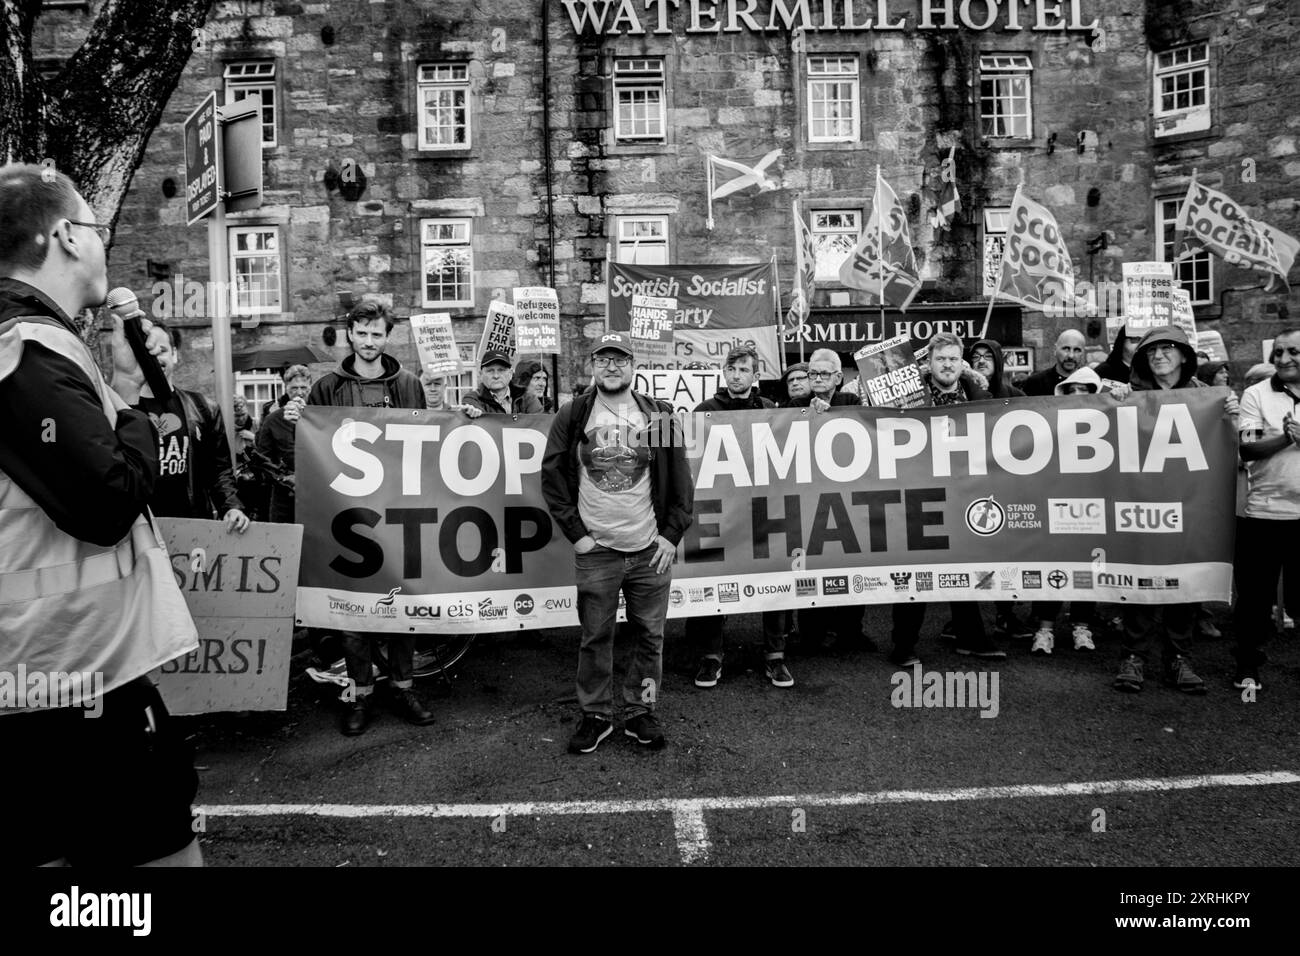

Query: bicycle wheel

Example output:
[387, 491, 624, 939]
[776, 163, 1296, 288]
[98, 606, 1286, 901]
[412, 633, 476, 678]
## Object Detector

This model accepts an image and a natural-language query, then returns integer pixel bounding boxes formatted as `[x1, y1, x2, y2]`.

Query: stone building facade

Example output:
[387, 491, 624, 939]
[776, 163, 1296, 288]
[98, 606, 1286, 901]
[35, 0, 1300, 401]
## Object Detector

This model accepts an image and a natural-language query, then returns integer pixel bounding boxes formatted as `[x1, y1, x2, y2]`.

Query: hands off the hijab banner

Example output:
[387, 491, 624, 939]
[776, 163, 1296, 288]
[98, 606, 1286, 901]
[295, 394, 1237, 633]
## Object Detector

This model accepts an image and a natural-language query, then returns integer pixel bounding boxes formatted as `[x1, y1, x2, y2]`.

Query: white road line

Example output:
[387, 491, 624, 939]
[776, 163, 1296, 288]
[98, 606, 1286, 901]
[199, 770, 1300, 864]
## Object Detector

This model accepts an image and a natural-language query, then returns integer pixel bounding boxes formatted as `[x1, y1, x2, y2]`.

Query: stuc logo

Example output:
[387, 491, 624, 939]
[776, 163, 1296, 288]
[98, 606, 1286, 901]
[1114, 502, 1183, 533]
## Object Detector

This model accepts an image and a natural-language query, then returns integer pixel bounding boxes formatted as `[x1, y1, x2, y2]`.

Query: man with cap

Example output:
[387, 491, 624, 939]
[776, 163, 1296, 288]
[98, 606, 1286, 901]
[1113, 325, 1239, 695]
[780, 362, 811, 406]
[461, 348, 543, 416]
[541, 332, 693, 754]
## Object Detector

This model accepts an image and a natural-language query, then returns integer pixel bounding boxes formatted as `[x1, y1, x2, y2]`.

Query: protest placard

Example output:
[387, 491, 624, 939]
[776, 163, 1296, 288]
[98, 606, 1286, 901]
[153, 519, 303, 714]
[1169, 288, 1198, 349]
[1122, 262, 1176, 334]
[477, 299, 516, 360]
[629, 294, 677, 363]
[409, 312, 459, 375]
[513, 286, 560, 354]
[854, 334, 929, 408]
[296, 395, 1237, 632]
[632, 368, 725, 415]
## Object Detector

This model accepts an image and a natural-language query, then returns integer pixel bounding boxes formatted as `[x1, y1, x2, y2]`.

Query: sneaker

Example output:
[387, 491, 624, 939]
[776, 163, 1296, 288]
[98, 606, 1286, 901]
[887, 648, 921, 668]
[1164, 656, 1206, 694]
[340, 695, 375, 736]
[1031, 625, 1055, 655]
[1114, 654, 1144, 692]
[567, 714, 613, 754]
[389, 687, 435, 726]
[1072, 624, 1096, 651]
[624, 712, 666, 749]
[1198, 620, 1222, 639]
[765, 659, 795, 688]
[1232, 669, 1263, 691]
[694, 657, 722, 688]
[955, 635, 1007, 659]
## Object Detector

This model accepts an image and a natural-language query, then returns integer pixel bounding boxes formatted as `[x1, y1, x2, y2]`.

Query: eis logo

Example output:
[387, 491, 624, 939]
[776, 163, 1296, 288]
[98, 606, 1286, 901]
[965, 496, 1005, 536]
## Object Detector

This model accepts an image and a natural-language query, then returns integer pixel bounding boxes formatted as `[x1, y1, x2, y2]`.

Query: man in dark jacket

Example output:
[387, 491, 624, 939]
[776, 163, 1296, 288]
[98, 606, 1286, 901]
[130, 320, 248, 532]
[255, 363, 312, 522]
[889, 333, 1005, 666]
[780, 361, 811, 406]
[967, 338, 1025, 399]
[687, 346, 793, 689]
[785, 348, 861, 408]
[1113, 325, 1239, 695]
[1020, 329, 1086, 396]
[461, 349, 544, 416]
[1093, 326, 1137, 397]
[308, 301, 432, 734]
[542, 332, 693, 754]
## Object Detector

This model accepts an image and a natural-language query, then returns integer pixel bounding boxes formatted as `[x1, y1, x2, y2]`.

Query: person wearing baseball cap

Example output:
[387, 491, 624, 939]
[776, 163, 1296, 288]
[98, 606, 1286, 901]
[461, 348, 543, 416]
[541, 329, 693, 754]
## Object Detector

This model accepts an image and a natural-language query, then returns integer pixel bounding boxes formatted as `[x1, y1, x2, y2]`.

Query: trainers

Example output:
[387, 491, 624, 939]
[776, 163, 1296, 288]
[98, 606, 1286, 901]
[1031, 625, 1054, 655]
[624, 712, 666, 749]
[1164, 656, 1206, 695]
[955, 636, 1007, 659]
[694, 657, 722, 688]
[1072, 624, 1095, 651]
[1114, 655, 1144, 692]
[567, 714, 613, 754]
[1232, 669, 1263, 691]
[887, 648, 921, 668]
[765, 659, 795, 688]
[389, 687, 435, 725]
[340, 695, 375, 736]
[1198, 620, 1223, 640]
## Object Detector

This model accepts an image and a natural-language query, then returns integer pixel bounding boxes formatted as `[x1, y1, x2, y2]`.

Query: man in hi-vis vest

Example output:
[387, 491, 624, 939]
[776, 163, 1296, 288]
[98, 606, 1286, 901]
[0, 164, 203, 866]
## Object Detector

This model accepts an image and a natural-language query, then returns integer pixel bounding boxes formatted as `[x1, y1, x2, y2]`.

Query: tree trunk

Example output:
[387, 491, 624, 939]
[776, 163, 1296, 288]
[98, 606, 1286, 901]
[1, 0, 213, 232]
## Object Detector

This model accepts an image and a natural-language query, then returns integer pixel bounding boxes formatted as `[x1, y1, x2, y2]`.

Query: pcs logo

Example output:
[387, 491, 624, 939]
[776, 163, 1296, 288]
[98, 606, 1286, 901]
[513, 594, 536, 616]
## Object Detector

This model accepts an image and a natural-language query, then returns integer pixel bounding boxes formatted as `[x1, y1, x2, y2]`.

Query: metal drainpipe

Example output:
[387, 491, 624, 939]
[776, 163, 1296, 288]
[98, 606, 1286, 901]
[541, 0, 561, 403]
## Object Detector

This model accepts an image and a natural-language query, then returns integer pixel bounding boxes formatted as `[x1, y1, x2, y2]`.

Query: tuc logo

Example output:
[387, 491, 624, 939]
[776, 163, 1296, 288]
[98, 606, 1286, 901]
[1047, 498, 1106, 535]
[1114, 502, 1183, 533]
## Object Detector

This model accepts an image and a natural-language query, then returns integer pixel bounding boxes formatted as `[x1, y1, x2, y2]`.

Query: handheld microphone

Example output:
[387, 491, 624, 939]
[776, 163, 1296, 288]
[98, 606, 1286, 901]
[106, 287, 172, 402]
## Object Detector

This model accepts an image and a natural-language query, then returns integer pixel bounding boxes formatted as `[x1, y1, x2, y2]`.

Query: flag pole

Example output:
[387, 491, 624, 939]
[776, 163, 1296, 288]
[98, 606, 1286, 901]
[979, 183, 1020, 340]
[793, 197, 806, 363]
[706, 156, 715, 230]
[877, 165, 885, 334]
[770, 250, 785, 377]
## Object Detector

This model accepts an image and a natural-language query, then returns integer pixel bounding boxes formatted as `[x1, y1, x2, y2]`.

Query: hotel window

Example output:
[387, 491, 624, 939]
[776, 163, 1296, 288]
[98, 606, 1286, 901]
[1153, 43, 1210, 138]
[807, 55, 859, 143]
[1157, 197, 1213, 304]
[982, 207, 1010, 296]
[810, 210, 861, 282]
[614, 216, 669, 264]
[979, 54, 1033, 140]
[421, 218, 474, 307]
[228, 226, 282, 316]
[417, 63, 471, 150]
[224, 61, 277, 147]
[613, 58, 666, 143]
[234, 370, 283, 410]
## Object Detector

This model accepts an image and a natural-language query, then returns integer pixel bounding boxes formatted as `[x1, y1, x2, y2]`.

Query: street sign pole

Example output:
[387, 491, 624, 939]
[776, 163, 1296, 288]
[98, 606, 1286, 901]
[209, 167, 234, 461]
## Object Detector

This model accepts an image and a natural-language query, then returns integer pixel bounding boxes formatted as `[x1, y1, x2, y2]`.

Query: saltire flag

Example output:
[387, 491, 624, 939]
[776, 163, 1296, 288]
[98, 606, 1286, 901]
[706, 149, 781, 229]
[990, 186, 1075, 311]
[838, 168, 921, 311]
[1172, 175, 1294, 291]
[930, 145, 961, 231]
[787, 200, 817, 327]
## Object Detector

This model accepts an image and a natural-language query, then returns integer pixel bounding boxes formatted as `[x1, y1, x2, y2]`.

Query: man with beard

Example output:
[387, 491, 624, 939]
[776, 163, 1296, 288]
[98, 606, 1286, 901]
[686, 345, 793, 689]
[1020, 329, 1086, 396]
[542, 333, 693, 753]
[308, 301, 433, 734]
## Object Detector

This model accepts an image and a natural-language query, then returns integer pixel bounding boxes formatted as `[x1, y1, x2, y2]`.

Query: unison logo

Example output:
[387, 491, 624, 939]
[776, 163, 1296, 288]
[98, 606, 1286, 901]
[890, 663, 999, 719]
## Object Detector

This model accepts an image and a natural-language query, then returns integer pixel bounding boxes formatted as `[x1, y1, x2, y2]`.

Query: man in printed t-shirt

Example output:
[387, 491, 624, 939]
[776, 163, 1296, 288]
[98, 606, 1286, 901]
[542, 332, 693, 755]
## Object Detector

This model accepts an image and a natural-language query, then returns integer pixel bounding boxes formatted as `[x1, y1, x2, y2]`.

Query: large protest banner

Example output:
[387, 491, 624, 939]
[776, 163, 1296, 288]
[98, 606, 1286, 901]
[154, 519, 303, 714]
[296, 394, 1236, 633]
[607, 262, 780, 378]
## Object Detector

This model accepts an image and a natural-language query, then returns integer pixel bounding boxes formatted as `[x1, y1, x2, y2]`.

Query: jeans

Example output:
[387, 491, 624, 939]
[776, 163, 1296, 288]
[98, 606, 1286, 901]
[686, 611, 786, 661]
[342, 631, 416, 691]
[1032, 601, 1096, 624]
[892, 602, 985, 653]
[1120, 605, 1193, 665]
[1233, 516, 1300, 668]
[574, 542, 672, 719]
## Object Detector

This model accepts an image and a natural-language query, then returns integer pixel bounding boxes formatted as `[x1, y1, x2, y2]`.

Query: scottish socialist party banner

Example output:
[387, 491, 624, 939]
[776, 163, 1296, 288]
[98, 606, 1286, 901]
[607, 262, 780, 378]
[295, 393, 1236, 633]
